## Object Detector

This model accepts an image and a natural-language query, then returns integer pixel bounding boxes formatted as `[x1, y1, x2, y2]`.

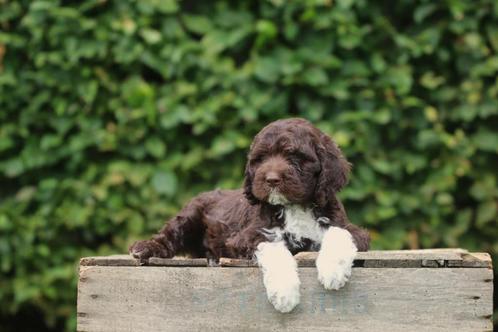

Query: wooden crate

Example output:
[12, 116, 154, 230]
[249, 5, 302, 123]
[77, 249, 493, 332]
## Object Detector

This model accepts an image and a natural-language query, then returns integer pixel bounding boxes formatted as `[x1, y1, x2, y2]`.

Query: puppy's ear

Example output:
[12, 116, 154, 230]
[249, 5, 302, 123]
[315, 133, 351, 207]
[243, 158, 259, 205]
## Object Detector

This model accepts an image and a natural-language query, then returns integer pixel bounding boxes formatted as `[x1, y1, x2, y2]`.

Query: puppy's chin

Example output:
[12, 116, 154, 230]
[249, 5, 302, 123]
[267, 190, 290, 206]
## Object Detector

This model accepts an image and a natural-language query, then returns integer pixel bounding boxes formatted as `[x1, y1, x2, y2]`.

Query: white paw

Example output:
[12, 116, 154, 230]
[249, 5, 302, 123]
[265, 278, 300, 313]
[316, 257, 352, 290]
[255, 241, 301, 313]
[316, 227, 357, 290]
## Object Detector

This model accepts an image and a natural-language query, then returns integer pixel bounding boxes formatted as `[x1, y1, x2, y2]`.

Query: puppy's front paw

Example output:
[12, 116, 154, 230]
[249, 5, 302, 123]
[265, 279, 300, 313]
[129, 240, 169, 261]
[316, 226, 357, 290]
[256, 241, 301, 313]
[316, 256, 352, 290]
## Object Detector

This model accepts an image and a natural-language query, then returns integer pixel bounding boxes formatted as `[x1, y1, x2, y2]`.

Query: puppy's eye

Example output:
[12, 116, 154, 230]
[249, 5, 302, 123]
[289, 157, 303, 173]
[289, 155, 301, 164]
[286, 155, 300, 167]
[251, 156, 263, 165]
[289, 152, 311, 163]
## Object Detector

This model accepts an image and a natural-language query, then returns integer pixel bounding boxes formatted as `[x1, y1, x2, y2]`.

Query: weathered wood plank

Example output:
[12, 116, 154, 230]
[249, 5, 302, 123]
[447, 252, 492, 268]
[148, 257, 208, 267]
[80, 256, 208, 267]
[80, 249, 492, 268]
[219, 257, 256, 267]
[221, 249, 492, 268]
[77, 266, 493, 332]
[292, 250, 466, 268]
[80, 255, 141, 267]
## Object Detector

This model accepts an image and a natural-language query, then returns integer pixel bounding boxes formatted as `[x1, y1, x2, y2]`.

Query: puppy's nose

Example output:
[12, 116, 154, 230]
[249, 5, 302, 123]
[265, 171, 281, 187]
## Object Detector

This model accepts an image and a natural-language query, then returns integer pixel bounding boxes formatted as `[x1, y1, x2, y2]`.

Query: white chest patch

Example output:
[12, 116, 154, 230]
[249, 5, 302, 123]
[261, 205, 326, 247]
[283, 206, 325, 244]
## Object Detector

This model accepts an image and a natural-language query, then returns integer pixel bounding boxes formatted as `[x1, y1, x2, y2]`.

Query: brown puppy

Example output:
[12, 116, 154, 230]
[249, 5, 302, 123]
[130, 118, 369, 312]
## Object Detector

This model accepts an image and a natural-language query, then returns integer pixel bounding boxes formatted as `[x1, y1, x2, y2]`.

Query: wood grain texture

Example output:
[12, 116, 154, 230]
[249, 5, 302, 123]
[80, 249, 492, 268]
[77, 265, 493, 332]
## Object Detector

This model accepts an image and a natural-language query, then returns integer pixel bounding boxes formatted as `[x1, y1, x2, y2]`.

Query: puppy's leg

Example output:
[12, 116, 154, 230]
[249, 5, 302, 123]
[255, 241, 300, 313]
[129, 198, 205, 261]
[344, 223, 370, 252]
[316, 226, 357, 290]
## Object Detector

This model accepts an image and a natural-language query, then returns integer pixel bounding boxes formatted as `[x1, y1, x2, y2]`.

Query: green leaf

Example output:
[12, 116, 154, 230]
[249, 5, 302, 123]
[2, 158, 24, 177]
[255, 20, 277, 47]
[182, 15, 213, 34]
[303, 67, 328, 86]
[476, 200, 497, 228]
[472, 129, 498, 153]
[140, 28, 162, 45]
[254, 57, 280, 83]
[145, 137, 166, 158]
[414, 4, 437, 23]
[151, 171, 177, 197]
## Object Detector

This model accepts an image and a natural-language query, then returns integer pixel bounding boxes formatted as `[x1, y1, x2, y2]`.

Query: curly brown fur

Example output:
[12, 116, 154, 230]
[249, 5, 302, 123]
[129, 118, 369, 263]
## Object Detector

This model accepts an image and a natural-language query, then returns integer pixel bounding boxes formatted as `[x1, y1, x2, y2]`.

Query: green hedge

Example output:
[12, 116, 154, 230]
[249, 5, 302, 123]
[1, 0, 497, 330]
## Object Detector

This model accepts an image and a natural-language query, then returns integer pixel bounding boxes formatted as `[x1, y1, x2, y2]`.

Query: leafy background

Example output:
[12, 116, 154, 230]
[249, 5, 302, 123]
[0, 0, 497, 330]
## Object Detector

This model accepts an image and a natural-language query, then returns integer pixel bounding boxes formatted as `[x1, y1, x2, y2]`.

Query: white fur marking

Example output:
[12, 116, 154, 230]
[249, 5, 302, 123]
[268, 190, 289, 205]
[316, 226, 357, 290]
[259, 227, 284, 242]
[260, 206, 326, 248]
[255, 241, 300, 313]
[266, 191, 324, 245]
[283, 206, 324, 244]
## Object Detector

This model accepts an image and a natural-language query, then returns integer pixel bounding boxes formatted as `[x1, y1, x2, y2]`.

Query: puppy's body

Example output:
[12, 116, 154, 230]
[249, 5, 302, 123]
[130, 118, 370, 312]
[132, 188, 368, 262]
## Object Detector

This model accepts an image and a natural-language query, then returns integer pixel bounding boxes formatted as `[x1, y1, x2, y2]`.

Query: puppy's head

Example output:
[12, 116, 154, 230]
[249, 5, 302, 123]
[243, 118, 350, 207]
